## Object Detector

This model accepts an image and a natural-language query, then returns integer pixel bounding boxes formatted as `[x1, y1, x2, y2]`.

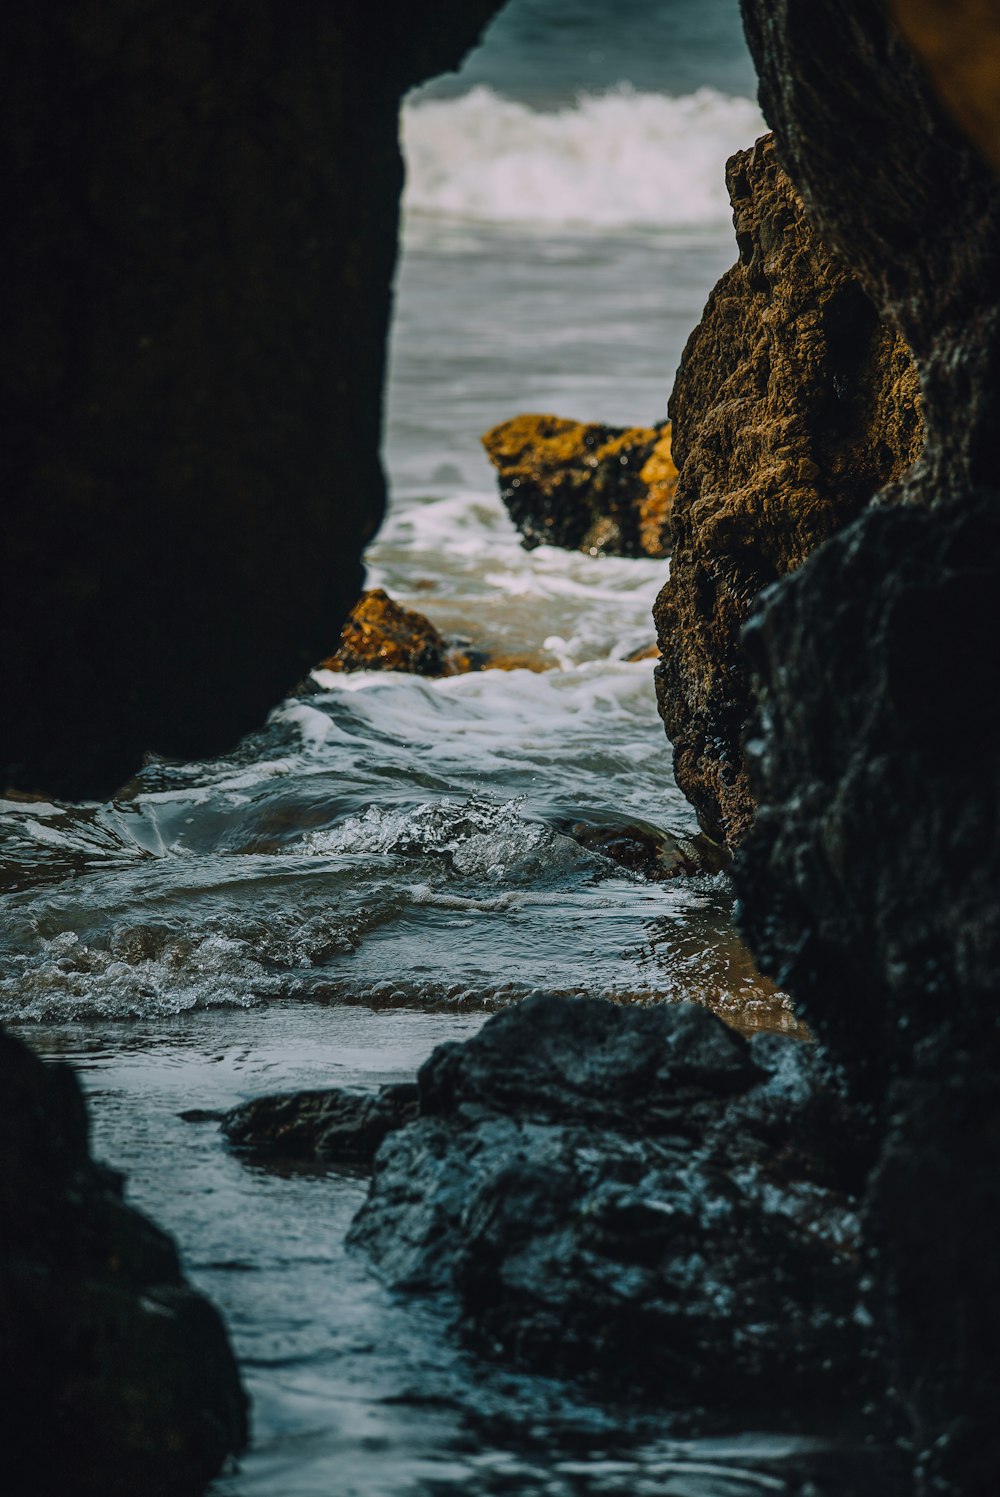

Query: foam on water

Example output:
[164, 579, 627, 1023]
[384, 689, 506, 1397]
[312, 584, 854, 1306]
[402, 85, 764, 228]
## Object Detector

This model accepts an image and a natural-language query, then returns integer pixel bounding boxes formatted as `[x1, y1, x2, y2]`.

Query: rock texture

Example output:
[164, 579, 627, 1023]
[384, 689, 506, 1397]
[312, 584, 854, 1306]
[653, 135, 922, 847]
[887, 1, 1000, 175]
[223, 1083, 418, 1167]
[732, 1, 1000, 1490]
[318, 589, 451, 676]
[482, 414, 677, 557]
[1, 1, 504, 799]
[350, 994, 872, 1413]
[0, 1029, 248, 1494]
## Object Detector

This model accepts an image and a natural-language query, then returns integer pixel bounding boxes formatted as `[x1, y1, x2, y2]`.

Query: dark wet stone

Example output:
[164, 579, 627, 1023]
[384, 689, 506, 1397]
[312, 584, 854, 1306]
[0, 1028, 248, 1495]
[553, 814, 729, 880]
[349, 994, 872, 1413]
[731, 3, 1000, 1489]
[224, 1082, 418, 1167]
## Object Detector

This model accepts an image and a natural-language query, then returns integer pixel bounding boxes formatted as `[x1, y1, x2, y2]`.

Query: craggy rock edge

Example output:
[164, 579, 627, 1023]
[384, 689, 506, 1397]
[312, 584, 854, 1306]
[654, 134, 921, 848]
[734, 1, 1000, 1490]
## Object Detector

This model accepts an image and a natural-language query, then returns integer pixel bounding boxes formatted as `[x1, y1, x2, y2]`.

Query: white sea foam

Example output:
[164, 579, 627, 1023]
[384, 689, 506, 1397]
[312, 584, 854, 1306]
[402, 85, 764, 229]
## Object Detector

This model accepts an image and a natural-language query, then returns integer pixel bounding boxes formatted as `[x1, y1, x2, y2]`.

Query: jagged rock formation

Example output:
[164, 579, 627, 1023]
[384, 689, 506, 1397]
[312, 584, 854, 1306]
[733, 2, 1000, 1490]
[0, 1029, 248, 1494]
[653, 135, 922, 847]
[349, 994, 872, 1412]
[318, 589, 452, 676]
[482, 414, 677, 557]
[1, 0, 504, 799]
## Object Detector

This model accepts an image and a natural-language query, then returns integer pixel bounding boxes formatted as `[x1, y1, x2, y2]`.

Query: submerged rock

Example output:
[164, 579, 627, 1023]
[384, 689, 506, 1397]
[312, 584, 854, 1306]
[653, 135, 922, 848]
[0, 1028, 248, 1494]
[349, 994, 871, 1414]
[482, 414, 677, 557]
[318, 589, 451, 676]
[553, 813, 729, 880]
[223, 1083, 418, 1167]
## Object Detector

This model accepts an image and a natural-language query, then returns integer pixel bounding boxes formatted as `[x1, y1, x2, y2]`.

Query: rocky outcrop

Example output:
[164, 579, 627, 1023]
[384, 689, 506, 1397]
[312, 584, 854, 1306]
[0, 1029, 248, 1494]
[482, 414, 677, 557]
[318, 589, 452, 676]
[653, 135, 922, 847]
[731, 2, 1000, 1490]
[349, 994, 872, 1413]
[1, 1, 504, 799]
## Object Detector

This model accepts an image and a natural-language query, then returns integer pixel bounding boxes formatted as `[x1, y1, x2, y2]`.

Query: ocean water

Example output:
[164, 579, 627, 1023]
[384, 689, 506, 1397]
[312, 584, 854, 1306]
[0, 4, 885, 1492]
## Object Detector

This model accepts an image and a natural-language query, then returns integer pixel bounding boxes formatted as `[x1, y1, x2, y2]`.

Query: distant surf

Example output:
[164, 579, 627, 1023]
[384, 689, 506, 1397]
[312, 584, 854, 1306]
[402, 84, 764, 228]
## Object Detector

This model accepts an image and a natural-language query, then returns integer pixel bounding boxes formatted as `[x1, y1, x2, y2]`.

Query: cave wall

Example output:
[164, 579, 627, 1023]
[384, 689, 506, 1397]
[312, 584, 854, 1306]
[654, 135, 921, 847]
[731, 2, 1000, 1488]
[0, 0, 504, 799]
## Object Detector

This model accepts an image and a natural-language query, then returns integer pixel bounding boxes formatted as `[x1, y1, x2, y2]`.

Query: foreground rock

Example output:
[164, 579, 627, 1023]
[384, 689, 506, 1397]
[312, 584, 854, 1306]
[0, 1029, 248, 1494]
[483, 414, 677, 557]
[1, 1, 504, 798]
[349, 994, 871, 1413]
[733, 2, 1000, 1490]
[653, 134, 922, 848]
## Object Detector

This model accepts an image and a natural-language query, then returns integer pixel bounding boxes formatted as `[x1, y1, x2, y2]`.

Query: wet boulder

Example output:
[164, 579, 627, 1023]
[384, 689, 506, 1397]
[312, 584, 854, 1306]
[349, 993, 872, 1414]
[318, 589, 451, 676]
[223, 1082, 418, 1167]
[482, 414, 677, 557]
[0, 1028, 248, 1495]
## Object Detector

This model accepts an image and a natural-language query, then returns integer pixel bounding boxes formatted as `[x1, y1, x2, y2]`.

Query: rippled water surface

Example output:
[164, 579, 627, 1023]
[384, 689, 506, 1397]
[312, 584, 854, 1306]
[0, 3, 882, 1491]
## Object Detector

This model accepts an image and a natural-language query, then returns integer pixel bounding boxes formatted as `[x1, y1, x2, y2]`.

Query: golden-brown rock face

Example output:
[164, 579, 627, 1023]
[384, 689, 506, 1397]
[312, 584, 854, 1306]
[482, 414, 677, 558]
[653, 135, 923, 847]
[320, 590, 450, 676]
[888, 1, 1000, 173]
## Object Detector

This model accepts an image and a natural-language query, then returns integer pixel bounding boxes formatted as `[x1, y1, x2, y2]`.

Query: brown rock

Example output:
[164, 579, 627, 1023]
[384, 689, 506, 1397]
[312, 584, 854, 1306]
[887, 1, 1000, 174]
[482, 414, 677, 558]
[653, 135, 922, 847]
[319, 589, 449, 676]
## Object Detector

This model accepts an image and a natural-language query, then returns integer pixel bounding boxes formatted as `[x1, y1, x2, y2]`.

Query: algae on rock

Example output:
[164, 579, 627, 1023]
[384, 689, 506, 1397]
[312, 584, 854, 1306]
[483, 413, 677, 558]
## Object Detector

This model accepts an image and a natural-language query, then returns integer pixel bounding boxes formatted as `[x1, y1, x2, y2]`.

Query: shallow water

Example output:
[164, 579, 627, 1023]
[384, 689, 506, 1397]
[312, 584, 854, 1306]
[1, 2, 878, 1490]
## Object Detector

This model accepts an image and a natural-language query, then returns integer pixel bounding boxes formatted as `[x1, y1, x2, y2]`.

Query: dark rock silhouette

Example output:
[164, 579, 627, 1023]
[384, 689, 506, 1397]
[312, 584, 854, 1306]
[0, 1028, 248, 1495]
[0, 1, 504, 799]
[654, 135, 921, 848]
[735, 1, 1000, 1489]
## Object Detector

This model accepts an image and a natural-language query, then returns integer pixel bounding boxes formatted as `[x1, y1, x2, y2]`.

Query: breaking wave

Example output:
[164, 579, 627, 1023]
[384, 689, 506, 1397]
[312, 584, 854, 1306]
[402, 84, 764, 228]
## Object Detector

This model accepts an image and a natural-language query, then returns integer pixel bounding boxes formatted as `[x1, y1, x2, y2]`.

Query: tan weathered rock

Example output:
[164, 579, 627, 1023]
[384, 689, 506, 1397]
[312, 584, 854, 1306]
[653, 135, 922, 847]
[482, 414, 677, 558]
[320, 590, 450, 676]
